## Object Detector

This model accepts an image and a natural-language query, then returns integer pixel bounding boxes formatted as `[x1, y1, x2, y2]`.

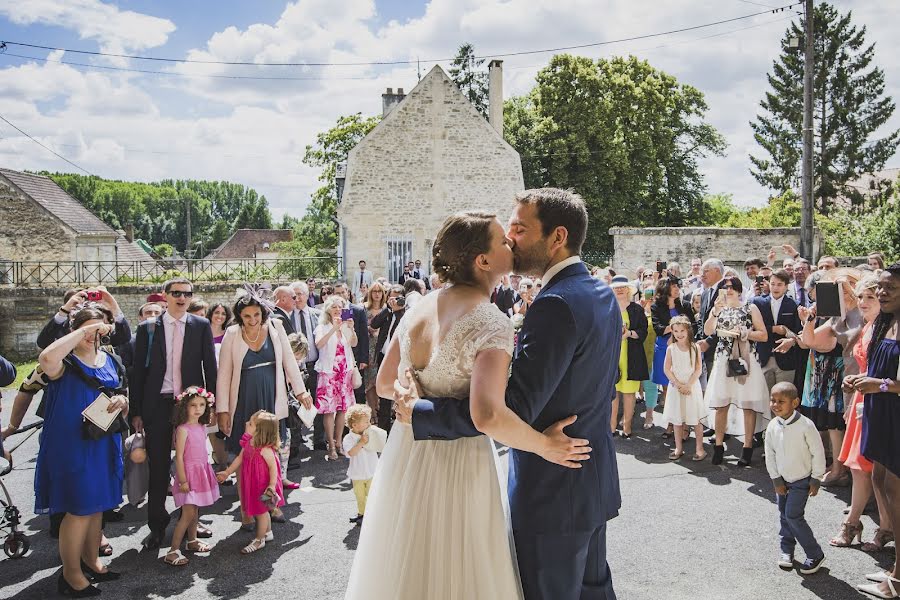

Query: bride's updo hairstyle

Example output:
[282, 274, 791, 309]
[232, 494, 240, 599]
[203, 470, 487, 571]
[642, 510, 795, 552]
[432, 211, 497, 286]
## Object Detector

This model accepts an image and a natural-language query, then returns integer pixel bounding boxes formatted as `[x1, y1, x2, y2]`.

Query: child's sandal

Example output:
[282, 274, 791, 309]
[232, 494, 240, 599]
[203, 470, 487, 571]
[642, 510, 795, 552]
[185, 539, 211, 553]
[164, 550, 189, 566]
[240, 538, 266, 555]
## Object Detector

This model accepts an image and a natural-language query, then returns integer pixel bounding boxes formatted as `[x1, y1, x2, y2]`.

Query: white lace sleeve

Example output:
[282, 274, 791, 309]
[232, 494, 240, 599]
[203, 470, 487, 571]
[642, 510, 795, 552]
[471, 308, 515, 357]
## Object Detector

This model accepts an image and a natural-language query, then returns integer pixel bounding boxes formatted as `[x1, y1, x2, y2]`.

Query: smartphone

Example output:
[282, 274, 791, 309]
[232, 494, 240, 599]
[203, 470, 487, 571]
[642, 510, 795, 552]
[86, 290, 102, 302]
[756, 275, 764, 284]
[717, 289, 726, 303]
[340, 308, 353, 321]
[656, 261, 667, 273]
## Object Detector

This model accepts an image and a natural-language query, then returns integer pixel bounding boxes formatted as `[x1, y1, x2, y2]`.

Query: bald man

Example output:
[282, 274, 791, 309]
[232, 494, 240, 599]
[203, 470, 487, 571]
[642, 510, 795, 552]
[271, 286, 297, 335]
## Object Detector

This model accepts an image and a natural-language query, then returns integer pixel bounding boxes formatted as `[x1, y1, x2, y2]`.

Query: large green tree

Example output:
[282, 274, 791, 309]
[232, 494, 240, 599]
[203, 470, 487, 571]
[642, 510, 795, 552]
[750, 2, 899, 212]
[504, 54, 725, 253]
[449, 43, 489, 118]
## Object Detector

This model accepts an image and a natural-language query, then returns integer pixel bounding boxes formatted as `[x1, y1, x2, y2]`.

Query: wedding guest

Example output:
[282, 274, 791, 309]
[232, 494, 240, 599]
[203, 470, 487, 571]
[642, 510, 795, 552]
[513, 278, 536, 316]
[753, 269, 802, 392]
[290, 281, 322, 449]
[271, 287, 297, 335]
[867, 252, 885, 272]
[370, 286, 406, 431]
[188, 299, 209, 317]
[662, 316, 706, 461]
[342, 404, 379, 526]
[363, 283, 387, 416]
[37, 288, 131, 350]
[314, 296, 358, 460]
[353, 260, 374, 299]
[333, 282, 371, 406]
[704, 276, 770, 466]
[36, 304, 128, 595]
[650, 277, 692, 427]
[206, 303, 231, 346]
[609, 276, 649, 437]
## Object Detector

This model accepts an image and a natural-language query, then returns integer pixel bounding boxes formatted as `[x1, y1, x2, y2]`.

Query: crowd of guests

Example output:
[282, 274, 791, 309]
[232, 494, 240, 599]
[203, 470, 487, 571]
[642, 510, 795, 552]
[0, 246, 897, 597]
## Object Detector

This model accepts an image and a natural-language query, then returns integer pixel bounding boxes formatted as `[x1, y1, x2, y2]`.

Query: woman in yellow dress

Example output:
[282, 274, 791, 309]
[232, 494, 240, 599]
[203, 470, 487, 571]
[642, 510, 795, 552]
[610, 276, 650, 437]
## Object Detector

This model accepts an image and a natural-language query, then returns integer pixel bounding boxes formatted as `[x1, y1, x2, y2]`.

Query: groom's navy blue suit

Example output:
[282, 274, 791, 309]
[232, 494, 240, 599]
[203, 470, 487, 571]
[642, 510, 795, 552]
[412, 261, 621, 600]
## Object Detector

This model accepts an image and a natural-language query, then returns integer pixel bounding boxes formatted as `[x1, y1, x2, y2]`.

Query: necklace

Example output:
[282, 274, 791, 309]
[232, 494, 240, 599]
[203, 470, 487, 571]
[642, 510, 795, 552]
[243, 325, 263, 344]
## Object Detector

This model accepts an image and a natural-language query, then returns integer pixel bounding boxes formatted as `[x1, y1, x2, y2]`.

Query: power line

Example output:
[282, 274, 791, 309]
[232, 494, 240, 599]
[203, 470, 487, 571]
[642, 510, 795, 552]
[0, 112, 94, 176]
[0, 3, 801, 67]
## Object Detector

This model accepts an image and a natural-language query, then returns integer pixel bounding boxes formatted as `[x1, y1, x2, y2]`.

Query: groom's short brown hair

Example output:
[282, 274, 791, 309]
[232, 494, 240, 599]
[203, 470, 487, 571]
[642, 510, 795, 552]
[515, 188, 588, 255]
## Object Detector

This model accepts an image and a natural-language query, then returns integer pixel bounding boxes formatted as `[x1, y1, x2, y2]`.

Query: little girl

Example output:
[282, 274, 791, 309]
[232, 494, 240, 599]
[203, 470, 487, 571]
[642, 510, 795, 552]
[217, 410, 284, 554]
[662, 316, 707, 461]
[342, 405, 380, 526]
[165, 386, 221, 566]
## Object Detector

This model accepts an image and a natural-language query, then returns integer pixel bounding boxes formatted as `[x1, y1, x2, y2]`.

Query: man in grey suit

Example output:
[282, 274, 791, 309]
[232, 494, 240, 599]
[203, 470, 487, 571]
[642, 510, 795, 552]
[352, 260, 374, 299]
[290, 281, 323, 449]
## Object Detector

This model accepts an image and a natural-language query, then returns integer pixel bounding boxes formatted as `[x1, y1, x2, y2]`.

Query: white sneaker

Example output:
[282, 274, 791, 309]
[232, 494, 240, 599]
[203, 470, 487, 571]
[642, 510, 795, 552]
[778, 553, 794, 570]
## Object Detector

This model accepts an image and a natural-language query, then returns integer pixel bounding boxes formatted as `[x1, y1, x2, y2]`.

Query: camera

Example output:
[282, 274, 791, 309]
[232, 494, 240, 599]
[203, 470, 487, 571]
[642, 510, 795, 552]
[656, 261, 667, 273]
[86, 290, 102, 302]
[394, 296, 406, 307]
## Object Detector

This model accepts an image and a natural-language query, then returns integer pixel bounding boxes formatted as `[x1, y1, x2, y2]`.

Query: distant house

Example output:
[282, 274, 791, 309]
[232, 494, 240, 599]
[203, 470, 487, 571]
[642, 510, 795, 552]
[0, 168, 120, 262]
[206, 229, 293, 259]
[335, 63, 524, 282]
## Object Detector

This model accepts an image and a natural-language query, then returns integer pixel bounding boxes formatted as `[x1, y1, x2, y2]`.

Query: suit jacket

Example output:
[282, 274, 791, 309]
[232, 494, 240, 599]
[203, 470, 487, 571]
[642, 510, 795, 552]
[492, 286, 517, 316]
[412, 269, 431, 290]
[751, 295, 801, 370]
[696, 286, 719, 367]
[412, 262, 622, 534]
[37, 313, 132, 350]
[650, 298, 694, 337]
[0, 353, 15, 388]
[307, 293, 319, 308]
[350, 303, 370, 365]
[371, 306, 404, 366]
[271, 306, 296, 336]
[131, 313, 217, 423]
[352, 270, 374, 297]
[398, 271, 413, 285]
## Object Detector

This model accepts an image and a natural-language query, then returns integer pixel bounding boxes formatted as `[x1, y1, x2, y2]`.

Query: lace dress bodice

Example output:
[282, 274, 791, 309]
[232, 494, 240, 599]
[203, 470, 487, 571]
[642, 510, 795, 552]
[398, 302, 515, 399]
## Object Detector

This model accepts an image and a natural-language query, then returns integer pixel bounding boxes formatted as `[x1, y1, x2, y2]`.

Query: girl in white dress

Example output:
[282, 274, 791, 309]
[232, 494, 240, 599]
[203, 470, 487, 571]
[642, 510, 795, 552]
[344, 212, 590, 600]
[662, 315, 707, 461]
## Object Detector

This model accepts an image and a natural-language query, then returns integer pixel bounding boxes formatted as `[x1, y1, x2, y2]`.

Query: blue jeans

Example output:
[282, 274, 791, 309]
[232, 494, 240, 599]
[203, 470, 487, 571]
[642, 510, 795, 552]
[777, 477, 823, 559]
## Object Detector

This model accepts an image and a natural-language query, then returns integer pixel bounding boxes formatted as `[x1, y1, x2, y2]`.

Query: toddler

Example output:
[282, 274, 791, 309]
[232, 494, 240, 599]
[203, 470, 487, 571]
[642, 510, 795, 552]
[342, 405, 380, 526]
[217, 411, 284, 554]
[764, 382, 826, 575]
[165, 386, 220, 566]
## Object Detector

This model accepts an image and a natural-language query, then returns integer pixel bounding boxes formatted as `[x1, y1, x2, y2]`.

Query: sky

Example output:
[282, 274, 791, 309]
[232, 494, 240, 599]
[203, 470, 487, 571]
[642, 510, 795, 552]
[0, 0, 897, 221]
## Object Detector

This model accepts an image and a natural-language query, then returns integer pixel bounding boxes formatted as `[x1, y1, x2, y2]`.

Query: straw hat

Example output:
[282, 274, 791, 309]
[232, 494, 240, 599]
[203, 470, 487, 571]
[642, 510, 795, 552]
[609, 275, 637, 295]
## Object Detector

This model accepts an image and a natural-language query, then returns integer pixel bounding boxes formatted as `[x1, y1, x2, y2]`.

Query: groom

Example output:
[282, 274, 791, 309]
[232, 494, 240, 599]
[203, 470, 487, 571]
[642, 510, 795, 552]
[395, 188, 621, 600]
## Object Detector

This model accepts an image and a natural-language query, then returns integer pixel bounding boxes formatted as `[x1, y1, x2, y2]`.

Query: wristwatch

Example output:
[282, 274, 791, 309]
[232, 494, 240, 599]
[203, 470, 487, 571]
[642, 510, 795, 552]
[880, 379, 892, 393]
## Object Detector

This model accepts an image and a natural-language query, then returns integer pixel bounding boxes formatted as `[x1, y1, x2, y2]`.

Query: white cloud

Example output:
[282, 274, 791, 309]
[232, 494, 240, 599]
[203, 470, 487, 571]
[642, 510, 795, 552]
[0, 0, 897, 222]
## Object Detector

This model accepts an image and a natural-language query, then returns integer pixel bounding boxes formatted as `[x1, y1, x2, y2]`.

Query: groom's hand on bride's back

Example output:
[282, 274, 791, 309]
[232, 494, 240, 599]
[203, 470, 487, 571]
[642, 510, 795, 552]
[540, 415, 592, 469]
[392, 369, 422, 424]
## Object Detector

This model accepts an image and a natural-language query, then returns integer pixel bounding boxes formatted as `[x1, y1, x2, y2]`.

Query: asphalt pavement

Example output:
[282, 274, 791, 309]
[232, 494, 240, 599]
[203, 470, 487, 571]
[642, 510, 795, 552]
[0, 392, 892, 599]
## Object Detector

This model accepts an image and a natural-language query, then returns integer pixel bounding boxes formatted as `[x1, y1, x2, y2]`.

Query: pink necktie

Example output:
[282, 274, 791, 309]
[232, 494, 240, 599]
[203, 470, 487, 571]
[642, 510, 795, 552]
[172, 320, 184, 396]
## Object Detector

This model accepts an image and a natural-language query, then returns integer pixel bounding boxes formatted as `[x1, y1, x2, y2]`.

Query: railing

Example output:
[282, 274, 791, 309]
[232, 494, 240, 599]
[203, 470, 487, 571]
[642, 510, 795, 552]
[0, 258, 341, 287]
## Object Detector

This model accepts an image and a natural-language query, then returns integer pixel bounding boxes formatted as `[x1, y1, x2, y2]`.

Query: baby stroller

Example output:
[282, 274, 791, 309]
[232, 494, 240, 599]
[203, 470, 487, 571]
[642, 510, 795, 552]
[0, 419, 43, 559]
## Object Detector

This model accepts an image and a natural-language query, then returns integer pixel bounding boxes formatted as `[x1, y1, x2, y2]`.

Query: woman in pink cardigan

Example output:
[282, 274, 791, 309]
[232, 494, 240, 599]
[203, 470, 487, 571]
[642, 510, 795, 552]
[216, 294, 312, 525]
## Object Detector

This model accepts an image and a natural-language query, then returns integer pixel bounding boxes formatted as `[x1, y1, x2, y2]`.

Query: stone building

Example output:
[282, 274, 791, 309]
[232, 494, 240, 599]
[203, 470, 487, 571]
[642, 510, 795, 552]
[335, 63, 524, 282]
[0, 168, 119, 262]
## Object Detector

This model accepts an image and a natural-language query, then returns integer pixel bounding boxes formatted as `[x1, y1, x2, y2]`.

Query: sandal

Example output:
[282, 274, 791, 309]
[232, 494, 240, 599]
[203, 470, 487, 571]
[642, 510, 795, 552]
[196, 524, 213, 539]
[863, 528, 895, 552]
[668, 450, 684, 461]
[240, 538, 266, 554]
[830, 521, 864, 547]
[692, 452, 707, 462]
[163, 550, 189, 566]
[857, 576, 900, 598]
[185, 539, 211, 553]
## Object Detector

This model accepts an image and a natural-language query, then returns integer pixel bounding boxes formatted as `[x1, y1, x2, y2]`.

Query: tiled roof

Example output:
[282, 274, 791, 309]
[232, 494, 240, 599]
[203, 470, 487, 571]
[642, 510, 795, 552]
[0, 168, 117, 236]
[207, 229, 293, 259]
[115, 235, 156, 261]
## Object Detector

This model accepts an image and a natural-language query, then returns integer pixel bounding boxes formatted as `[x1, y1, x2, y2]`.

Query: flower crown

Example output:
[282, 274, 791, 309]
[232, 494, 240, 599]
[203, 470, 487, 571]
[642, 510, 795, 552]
[176, 386, 215, 406]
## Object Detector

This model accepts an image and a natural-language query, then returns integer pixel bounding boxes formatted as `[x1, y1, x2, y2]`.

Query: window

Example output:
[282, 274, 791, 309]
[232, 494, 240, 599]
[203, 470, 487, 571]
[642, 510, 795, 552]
[385, 236, 413, 283]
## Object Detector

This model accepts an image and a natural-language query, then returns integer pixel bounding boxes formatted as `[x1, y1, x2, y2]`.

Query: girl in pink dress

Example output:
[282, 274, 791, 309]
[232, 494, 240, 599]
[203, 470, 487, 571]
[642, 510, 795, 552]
[217, 411, 284, 554]
[165, 387, 221, 566]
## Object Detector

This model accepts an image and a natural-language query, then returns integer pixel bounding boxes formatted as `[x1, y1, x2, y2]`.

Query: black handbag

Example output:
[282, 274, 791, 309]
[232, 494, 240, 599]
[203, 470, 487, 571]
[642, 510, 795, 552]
[726, 358, 748, 378]
[62, 355, 129, 440]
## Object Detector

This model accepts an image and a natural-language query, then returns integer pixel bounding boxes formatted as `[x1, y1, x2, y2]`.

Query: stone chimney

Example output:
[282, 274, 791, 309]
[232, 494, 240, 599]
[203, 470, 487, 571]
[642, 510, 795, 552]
[382, 87, 406, 117]
[124, 224, 135, 243]
[488, 60, 503, 135]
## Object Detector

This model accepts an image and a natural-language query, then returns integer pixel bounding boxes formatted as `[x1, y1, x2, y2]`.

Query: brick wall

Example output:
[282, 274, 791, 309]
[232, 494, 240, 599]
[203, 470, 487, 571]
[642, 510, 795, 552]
[336, 66, 524, 280]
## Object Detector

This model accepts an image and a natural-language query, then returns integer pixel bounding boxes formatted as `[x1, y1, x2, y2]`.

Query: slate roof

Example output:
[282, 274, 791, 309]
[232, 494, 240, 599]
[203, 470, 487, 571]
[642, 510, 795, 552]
[207, 229, 293, 259]
[114, 231, 155, 261]
[0, 168, 117, 236]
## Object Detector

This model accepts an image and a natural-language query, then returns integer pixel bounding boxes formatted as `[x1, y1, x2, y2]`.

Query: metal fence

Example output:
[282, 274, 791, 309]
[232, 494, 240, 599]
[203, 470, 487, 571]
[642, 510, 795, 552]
[0, 257, 341, 287]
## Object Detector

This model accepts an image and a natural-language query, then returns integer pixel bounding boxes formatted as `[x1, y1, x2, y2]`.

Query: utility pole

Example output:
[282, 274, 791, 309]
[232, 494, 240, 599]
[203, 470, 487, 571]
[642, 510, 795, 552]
[800, 0, 815, 260]
[185, 195, 192, 258]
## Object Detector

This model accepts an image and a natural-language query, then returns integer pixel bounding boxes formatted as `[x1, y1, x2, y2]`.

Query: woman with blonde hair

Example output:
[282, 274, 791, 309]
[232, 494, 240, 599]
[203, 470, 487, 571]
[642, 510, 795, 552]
[314, 295, 358, 460]
[364, 282, 388, 417]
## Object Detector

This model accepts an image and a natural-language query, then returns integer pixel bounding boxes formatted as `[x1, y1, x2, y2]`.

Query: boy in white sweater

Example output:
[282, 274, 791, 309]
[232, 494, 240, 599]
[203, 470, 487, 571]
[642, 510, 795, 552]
[765, 382, 827, 575]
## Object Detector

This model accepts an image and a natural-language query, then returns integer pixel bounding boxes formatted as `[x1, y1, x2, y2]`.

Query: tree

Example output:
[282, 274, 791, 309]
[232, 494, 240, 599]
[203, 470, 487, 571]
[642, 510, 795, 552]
[449, 43, 489, 118]
[503, 54, 725, 253]
[750, 3, 899, 213]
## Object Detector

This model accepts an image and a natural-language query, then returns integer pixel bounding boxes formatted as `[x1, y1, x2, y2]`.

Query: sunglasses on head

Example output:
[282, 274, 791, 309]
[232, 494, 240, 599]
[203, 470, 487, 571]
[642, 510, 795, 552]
[168, 290, 194, 298]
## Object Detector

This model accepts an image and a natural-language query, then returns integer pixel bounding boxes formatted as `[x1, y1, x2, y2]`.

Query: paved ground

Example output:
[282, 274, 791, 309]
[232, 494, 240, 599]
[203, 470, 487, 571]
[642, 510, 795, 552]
[0, 393, 894, 599]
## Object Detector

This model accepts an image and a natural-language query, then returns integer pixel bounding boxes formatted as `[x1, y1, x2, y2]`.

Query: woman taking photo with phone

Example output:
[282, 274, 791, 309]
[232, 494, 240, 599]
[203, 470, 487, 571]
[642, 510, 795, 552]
[314, 296, 358, 460]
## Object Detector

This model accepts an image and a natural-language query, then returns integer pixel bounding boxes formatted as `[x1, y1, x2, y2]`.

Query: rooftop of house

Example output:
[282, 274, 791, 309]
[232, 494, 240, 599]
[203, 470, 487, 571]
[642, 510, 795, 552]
[207, 229, 293, 259]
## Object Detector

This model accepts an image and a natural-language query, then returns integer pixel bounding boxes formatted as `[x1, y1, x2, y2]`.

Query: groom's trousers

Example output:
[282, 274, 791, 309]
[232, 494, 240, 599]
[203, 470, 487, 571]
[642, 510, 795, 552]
[514, 524, 616, 600]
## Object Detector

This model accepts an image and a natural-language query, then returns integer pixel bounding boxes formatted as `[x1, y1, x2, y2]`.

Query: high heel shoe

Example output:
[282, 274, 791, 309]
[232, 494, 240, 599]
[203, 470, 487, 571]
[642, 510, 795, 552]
[863, 528, 895, 552]
[737, 446, 754, 468]
[57, 574, 101, 597]
[711, 444, 725, 465]
[830, 521, 864, 547]
[80, 561, 121, 582]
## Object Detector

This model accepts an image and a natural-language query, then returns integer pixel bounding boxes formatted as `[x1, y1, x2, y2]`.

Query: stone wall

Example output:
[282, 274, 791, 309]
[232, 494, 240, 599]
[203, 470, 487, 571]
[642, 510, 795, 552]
[0, 180, 76, 261]
[609, 227, 824, 276]
[0, 283, 243, 362]
[336, 65, 524, 280]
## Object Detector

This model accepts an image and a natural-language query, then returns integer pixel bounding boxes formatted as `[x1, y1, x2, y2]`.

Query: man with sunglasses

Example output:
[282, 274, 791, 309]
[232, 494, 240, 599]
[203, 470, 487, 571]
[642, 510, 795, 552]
[132, 277, 218, 548]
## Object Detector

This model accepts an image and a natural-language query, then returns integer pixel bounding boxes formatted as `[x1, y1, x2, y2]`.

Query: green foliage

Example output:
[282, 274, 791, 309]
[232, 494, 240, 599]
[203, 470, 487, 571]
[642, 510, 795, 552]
[154, 243, 174, 257]
[750, 3, 899, 213]
[503, 54, 726, 253]
[44, 173, 276, 256]
[449, 43, 489, 118]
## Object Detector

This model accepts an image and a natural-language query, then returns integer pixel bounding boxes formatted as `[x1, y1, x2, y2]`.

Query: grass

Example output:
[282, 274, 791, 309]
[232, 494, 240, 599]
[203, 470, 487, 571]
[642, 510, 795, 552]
[4, 361, 37, 391]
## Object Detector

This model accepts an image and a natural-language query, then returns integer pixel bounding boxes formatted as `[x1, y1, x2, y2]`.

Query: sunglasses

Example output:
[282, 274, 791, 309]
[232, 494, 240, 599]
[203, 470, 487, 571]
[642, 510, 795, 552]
[523, 284, 534, 289]
[722, 285, 734, 290]
[168, 290, 194, 298]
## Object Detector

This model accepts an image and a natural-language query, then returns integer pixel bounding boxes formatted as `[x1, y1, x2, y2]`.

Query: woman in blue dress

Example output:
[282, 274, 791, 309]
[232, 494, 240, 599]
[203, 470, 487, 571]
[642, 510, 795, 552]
[37, 304, 127, 596]
[849, 263, 900, 597]
[649, 276, 693, 430]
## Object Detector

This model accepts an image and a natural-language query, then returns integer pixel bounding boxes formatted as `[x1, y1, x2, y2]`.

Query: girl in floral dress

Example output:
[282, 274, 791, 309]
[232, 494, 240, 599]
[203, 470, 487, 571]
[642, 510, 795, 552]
[314, 296, 358, 460]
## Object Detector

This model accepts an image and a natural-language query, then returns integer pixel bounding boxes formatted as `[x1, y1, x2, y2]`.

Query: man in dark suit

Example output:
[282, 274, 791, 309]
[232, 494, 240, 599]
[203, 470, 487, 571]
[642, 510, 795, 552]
[399, 189, 621, 600]
[398, 263, 414, 285]
[271, 286, 297, 335]
[412, 259, 431, 291]
[37, 288, 132, 350]
[370, 285, 406, 431]
[131, 278, 218, 548]
[491, 274, 517, 316]
[751, 269, 801, 391]
[289, 281, 322, 449]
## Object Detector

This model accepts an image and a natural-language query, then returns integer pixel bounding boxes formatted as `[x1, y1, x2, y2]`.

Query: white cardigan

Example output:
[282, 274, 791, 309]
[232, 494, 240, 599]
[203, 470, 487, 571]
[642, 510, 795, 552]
[215, 318, 306, 427]
[314, 322, 356, 374]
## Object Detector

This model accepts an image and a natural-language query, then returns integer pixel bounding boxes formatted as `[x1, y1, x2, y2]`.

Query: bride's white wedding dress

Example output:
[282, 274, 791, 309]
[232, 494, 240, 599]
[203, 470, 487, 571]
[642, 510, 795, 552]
[345, 301, 524, 599]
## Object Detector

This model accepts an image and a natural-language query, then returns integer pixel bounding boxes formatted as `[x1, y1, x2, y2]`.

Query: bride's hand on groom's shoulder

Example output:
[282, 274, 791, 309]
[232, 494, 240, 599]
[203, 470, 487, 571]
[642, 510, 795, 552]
[540, 415, 592, 469]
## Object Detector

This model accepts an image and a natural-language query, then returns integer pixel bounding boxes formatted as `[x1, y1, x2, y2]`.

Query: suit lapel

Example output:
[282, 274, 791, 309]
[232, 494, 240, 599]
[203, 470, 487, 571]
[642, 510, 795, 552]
[155, 315, 167, 365]
[180, 315, 192, 377]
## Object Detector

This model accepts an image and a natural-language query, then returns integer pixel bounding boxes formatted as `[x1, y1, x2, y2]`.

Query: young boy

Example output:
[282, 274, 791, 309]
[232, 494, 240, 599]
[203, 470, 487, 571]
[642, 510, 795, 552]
[765, 382, 827, 574]
[342, 405, 379, 526]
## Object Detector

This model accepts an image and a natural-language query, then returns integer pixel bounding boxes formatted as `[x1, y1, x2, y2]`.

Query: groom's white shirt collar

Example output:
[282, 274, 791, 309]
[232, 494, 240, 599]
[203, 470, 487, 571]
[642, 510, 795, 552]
[541, 255, 582, 288]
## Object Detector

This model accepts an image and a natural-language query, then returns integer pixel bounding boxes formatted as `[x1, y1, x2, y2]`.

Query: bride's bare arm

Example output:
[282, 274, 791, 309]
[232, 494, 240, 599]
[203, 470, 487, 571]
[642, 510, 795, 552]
[471, 348, 591, 469]
[376, 336, 403, 399]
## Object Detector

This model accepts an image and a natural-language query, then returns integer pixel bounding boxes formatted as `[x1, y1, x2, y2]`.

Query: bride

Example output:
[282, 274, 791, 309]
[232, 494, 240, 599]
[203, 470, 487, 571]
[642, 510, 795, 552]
[345, 211, 590, 599]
